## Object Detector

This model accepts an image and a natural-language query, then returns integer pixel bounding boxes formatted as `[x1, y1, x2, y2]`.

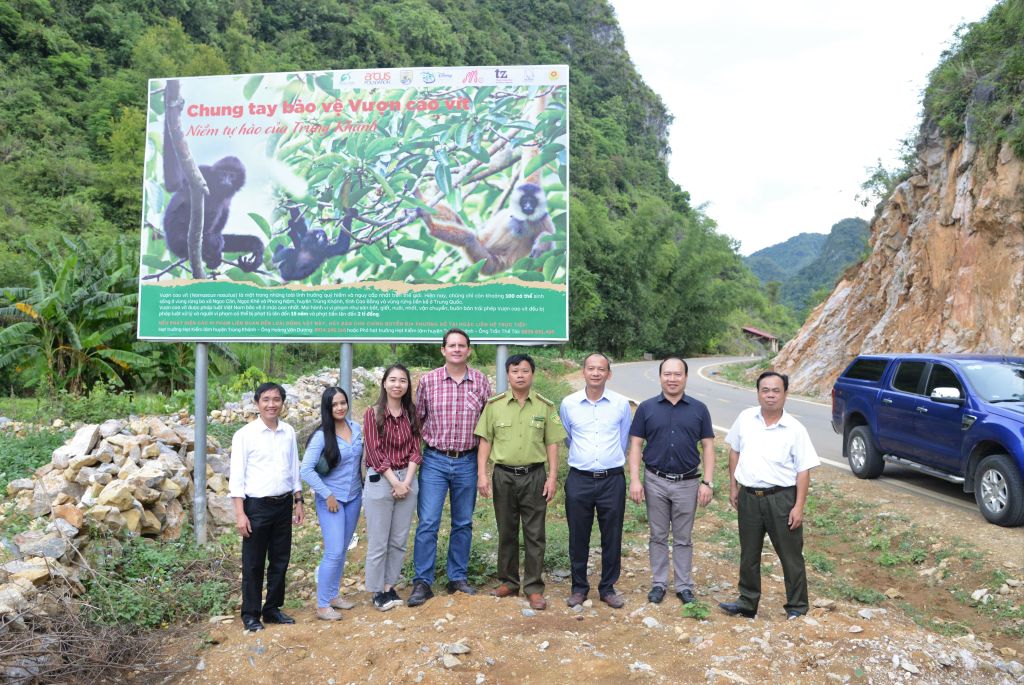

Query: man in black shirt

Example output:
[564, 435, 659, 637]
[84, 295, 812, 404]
[628, 357, 715, 605]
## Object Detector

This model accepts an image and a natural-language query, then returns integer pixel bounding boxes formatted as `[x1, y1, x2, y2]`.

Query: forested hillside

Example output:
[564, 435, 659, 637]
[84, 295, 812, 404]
[745, 218, 868, 316]
[0, 0, 789, 395]
[745, 233, 828, 284]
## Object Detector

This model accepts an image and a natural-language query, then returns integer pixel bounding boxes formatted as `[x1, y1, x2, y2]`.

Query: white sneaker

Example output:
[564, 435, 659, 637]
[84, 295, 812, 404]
[316, 607, 343, 621]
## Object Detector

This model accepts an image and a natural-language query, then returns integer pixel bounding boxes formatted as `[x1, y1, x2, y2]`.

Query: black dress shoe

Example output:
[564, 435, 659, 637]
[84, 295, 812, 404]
[446, 579, 477, 596]
[407, 581, 434, 607]
[262, 609, 295, 624]
[647, 586, 666, 604]
[786, 609, 805, 619]
[718, 602, 756, 618]
[242, 616, 264, 631]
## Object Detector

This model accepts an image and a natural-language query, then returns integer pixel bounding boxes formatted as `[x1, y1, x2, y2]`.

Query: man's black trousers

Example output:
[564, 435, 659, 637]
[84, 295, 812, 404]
[565, 467, 625, 598]
[241, 495, 293, 619]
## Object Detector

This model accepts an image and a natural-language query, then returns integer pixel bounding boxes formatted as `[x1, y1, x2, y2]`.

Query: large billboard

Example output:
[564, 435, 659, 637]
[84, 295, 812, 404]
[137, 66, 568, 342]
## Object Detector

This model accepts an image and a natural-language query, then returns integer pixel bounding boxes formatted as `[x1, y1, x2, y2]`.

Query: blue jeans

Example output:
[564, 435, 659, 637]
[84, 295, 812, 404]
[315, 493, 362, 608]
[413, 448, 478, 585]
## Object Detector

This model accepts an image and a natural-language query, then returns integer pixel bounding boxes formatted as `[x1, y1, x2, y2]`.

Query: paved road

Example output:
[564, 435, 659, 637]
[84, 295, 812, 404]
[608, 356, 980, 516]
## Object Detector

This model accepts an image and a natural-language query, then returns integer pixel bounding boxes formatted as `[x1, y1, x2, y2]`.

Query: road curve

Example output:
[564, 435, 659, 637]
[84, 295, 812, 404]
[607, 356, 981, 517]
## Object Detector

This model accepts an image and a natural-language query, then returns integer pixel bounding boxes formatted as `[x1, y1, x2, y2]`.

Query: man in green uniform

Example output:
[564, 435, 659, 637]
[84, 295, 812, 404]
[476, 353, 566, 610]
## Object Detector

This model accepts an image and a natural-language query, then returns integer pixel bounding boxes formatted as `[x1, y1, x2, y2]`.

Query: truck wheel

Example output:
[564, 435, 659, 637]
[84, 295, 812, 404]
[847, 426, 884, 479]
[975, 454, 1024, 527]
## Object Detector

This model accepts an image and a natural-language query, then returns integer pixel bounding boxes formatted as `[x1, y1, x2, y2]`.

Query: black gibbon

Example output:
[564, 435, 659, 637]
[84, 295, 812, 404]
[162, 118, 264, 272]
[272, 207, 355, 282]
[419, 181, 554, 275]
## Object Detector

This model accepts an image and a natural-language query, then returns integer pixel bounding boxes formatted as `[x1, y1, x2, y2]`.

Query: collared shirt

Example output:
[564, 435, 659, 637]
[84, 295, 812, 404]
[416, 365, 492, 451]
[629, 393, 714, 475]
[300, 419, 364, 502]
[725, 407, 820, 488]
[363, 406, 423, 473]
[228, 417, 300, 499]
[475, 390, 568, 466]
[559, 388, 631, 471]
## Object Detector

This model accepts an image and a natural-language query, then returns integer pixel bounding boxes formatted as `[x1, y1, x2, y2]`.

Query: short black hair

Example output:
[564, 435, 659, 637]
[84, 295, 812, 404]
[658, 356, 688, 375]
[756, 371, 789, 392]
[506, 353, 535, 373]
[582, 352, 612, 369]
[443, 327, 471, 347]
[255, 381, 286, 402]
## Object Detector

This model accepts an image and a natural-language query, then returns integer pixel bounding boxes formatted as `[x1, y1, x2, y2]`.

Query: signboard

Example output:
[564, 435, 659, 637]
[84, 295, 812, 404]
[137, 66, 569, 342]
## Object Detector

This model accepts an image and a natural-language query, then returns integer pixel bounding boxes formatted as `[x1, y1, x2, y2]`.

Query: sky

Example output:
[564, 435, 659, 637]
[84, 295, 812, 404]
[609, 1, 999, 255]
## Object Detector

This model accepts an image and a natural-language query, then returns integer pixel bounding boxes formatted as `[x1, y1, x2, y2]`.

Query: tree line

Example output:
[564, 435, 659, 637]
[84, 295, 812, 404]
[0, 0, 792, 397]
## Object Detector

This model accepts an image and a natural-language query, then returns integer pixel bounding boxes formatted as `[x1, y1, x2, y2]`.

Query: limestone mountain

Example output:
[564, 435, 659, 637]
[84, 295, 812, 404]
[745, 233, 828, 284]
[774, 1, 1024, 395]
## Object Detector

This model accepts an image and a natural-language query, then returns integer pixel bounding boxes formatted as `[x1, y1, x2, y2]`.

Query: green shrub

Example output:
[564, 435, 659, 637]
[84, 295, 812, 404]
[83, 530, 236, 628]
[0, 428, 69, 487]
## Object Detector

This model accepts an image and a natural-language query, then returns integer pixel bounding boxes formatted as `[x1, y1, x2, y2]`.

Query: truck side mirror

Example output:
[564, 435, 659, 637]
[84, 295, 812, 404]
[930, 387, 964, 404]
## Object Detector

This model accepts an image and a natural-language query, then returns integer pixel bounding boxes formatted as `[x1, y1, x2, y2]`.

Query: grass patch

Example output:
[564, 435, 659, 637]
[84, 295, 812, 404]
[806, 551, 834, 574]
[826, 579, 886, 605]
[682, 601, 710, 620]
[83, 529, 236, 628]
[0, 428, 69, 488]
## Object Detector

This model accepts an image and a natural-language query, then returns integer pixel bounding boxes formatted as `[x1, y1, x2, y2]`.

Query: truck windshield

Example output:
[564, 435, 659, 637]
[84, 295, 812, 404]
[960, 362, 1024, 402]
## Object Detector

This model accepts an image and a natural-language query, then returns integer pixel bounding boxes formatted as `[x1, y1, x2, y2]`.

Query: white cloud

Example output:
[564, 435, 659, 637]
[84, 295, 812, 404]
[609, 0, 998, 254]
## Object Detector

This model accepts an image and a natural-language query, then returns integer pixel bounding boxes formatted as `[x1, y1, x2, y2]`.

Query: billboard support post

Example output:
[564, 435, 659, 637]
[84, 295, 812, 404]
[193, 342, 209, 546]
[496, 344, 508, 393]
[340, 342, 353, 399]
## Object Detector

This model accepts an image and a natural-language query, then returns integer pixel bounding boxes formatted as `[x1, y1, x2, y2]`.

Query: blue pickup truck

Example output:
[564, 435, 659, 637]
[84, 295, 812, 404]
[831, 354, 1024, 527]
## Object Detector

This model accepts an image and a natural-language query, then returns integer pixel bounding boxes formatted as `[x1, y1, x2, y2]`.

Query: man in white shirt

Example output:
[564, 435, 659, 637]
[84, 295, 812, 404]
[720, 371, 819, 620]
[559, 353, 632, 609]
[229, 382, 304, 631]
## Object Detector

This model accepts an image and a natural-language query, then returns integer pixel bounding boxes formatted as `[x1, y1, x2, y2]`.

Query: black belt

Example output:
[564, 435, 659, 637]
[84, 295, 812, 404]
[430, 446, 474, 458]
[570, 467, 624, 479]
[646, 467, 700, 482]
[495, 463, 543, 475]
[742, 484, 794, 497]
[251, 492, 292, 501]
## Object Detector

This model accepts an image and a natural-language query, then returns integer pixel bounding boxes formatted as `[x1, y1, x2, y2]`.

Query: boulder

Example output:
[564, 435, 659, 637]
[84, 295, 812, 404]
[160, 499, 185, 540]
[14, 533, 68, 561]
[206, 494, 236, 527]
[0, 579, 33, 616]
[44, 518, 79, 539]
[122, 508, 142, 535]
[97, 419, 125, 438]
[63, 454, 100, 482]
[0, 558, 51, 586]
[141, 510, 162, 536]
[50, 424, 99, 469]
[160, 477, 183, 500]
[131, 484, 161, 505]
[6, 479, 34, 497]
[51, 504, 83, 529]
[96, 481, 134, 511]
[207, 473, 229, 495]
[127, 462, 166, 489]
[84, 505, 127, 531]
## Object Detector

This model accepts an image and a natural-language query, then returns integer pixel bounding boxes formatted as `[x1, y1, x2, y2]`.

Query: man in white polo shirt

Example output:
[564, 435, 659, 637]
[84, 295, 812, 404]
[720, 371, 819, 619]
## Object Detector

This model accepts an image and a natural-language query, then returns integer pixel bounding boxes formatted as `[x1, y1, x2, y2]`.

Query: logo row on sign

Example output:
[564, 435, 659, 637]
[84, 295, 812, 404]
[349, 66, 565, 87]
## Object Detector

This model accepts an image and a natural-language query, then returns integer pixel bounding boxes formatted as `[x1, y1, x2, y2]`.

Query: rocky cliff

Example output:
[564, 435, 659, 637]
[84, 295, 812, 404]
[774, 123, 1024, 396]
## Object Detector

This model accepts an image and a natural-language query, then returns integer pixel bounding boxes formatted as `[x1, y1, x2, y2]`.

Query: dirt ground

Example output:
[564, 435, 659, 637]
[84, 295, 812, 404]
[178, 447, 1024, 685]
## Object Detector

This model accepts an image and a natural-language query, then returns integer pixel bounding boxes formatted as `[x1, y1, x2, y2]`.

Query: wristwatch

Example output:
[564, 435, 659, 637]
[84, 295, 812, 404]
[293, 493, 303, 504]
[700, 480, 713, 489]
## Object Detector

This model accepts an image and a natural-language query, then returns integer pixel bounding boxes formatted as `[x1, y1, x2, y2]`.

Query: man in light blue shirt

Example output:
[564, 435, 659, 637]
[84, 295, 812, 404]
[559, 353, 632, 609]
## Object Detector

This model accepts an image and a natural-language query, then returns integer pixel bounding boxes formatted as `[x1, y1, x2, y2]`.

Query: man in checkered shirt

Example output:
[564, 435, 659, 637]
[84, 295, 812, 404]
[407, 328, 493, 607]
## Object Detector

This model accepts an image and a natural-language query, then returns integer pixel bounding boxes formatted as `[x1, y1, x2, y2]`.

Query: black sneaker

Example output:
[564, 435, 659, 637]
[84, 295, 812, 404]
[407, 581, 434, 607]
[373, 592, 397, 612]
[647, 586, 666, 604]
[387, 588, 404, 607]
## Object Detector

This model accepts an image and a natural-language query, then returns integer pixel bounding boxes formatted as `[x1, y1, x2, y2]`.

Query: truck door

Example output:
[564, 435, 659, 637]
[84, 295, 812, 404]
[877, 360, 927, 456]
[912, 362, 966, 471]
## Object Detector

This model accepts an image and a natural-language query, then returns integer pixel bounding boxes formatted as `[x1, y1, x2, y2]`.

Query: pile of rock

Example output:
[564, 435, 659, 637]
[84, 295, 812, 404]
[0, 367, 384, 622]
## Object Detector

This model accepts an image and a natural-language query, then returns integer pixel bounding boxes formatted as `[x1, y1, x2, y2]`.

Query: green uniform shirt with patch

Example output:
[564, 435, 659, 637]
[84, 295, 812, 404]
[474, 390, 568, 466]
